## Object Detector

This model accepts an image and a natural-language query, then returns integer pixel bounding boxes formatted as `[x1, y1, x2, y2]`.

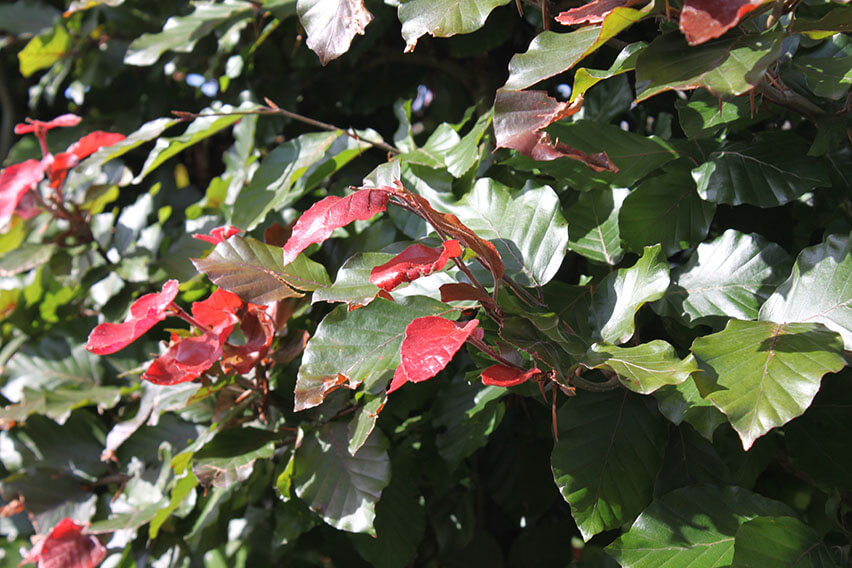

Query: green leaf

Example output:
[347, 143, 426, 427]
[1, 470, 97, 533]
[0, 386, 121, 427]
[311, 252, 389, 307]
[692, 133, 831, 207]
[785, 371, 852, 491]
[192, 236, 329, 304]
[445, 110, 492, 177]
[504, 8, 646, 91]
[398, 0, 512, 52]
[655, 378, 728, 440]
[402, 123, 461, 169]
[295, 296, 459, 411]
[606, 485, 794, 567]
[192, 427, 278, 488]
[0, 2, 60, 36]
[732, 516, 837, 568]
[635, 31, 785, 101]
[293, 422, 390, 535]
[232, 130, 370, 230]
[149, 471, 199, 538]
[676, 89, 766, 139]
[565, 187, 628, 265]
[661, 229, 793, 326]
[619, 168, 716, 256]
[583, 340, 698, 394]
[0, 243, 57, 277]
[87, 502, 165, 533]
[590, 244, 669, 344]
[691, 319, 846, 450]
[134, 104, 258, 183]
[449, 178, 569, 287]
[791, 6, 852, 39]
[505, 120, 679, 191]
[571, 42, 646, 103]
[654, 424, 729, 497]
[78, 117, 181, 173]
[17, 26, 70, 77]
[433, 377, 505, 469]
[124, 0, 255, 66]
[347, 394, 386, 455]
[551, 390, 667, 541]
[759, 232, 852, 350]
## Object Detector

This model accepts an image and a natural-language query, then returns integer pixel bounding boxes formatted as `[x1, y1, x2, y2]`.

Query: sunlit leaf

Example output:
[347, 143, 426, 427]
[297, 0, 373, 65]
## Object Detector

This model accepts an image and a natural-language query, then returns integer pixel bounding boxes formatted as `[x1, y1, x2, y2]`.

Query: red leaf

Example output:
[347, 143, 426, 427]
[193, 225, 243, 245]
[555, 0, 644, 25]
[481, 364, 541, 387]
[21, 518, 106, 568]
[281, 188, 393, 266]
[679, 0, 767, 45]
[493, 89, 617, 172]
[46, 152, 79, 189]
[439, 283, 493, 304]
[222, 304, 275, 374]
[389, 317, 479, 393]
[85, 280, 179, 355]
[191, 288, 243, 335]
[66, 131, 126, 161]
[369, 240, 462, 292]
[143, 332, 224, 385]
[14, 114, 82, 135]
[0, 159, 46, 229]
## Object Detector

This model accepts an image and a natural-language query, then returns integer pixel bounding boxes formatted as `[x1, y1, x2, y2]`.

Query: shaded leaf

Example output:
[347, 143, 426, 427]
[0, 243, 57, 277]
[759, 232, 852, 349]
[661, 229, 792, 325]
[795, 34, 852, 100]
[0, 2, 59, 36]
[193, 236, 329, 304]
[297, 0, 373, 65]
[635, 31, 785, 100]
[583, 340, 698, 394]
[296, 297, 459, 411]
[0, 386, 121, 428]
[398, 0, 511, 52]
[293, 422, 390, 535]
[606, 484, 793, 567]
[192, 428, 277, 488]
[654, 424, 729, 497]
[676, 89, 767, 139]
[433, 378, 506, 468]
[590, 244, 669, 344]
[552, 390, 667, 540]
[732, 516, 837, 568]
[691, 319, 846, 450]
[571, 41, 646, 103]
[791, 6, 852, 39]
[655, 378, 729, 440]
[390, 317, 479, 392]
[619, 168, 716, 256]
[692, 133, 831, 207]
[679, 0, 770, 46]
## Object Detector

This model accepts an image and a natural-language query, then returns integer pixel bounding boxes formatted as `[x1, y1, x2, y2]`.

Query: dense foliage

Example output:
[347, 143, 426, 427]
[1, 0, 852, 566]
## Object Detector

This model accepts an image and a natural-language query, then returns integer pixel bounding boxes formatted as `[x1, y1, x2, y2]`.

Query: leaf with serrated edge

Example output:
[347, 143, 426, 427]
[691, 319, 846, 450]
[583, 340, 698, 394]
[293, 422, 390, 535]
[551, 390, 667, 540]
[590, 244, 669, 344]
[607, 484, 794, 567]
[759, 232, 852, 350]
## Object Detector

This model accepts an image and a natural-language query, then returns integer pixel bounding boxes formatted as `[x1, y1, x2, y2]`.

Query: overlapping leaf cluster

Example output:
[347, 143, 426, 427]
[1, 0, 851, 566]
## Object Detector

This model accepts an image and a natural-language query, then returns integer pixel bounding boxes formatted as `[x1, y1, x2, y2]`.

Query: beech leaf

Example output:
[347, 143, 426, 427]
[369, 240, 462, 292]
[555, 0, 645, 25]
[389, 317, 479, 393]
[21, 518, 106, 568]
[493, 89, 616, 171]
[398, 0, 511, 53]
[679, 0, 770, 46]
[0, 159, 47, 230]
[66, 131, 126, 161]
[281, 188, 393, 266]
[297, 0, 373, 65]
[480, 364, 541, 387]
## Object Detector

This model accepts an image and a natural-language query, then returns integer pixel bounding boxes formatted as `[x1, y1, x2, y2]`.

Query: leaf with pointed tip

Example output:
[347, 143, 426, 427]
[282, 188, 392, 266]
[397, 0, 511, 52]
[606, 485, 794, 567]
[691, 319, 846, 450]
[732, 516, 837, 568]
[347, 394, 386, 455]
[635, 31, 785, 100]
[570, 41, 646, 103]
[679, 0, 770, 46]
[619, 168, 716, 256]
[655, 379, 729, 440]
[370, 240, 461, 292]
[480, 365, 540, 387]
[565, 187, 628, 265]
[551, 390, 667, 541]
[759, 232, 852, 349]
[591, 245, 669, 344]
[293, 422, 390, 535]
[505, 8, 646, 90]
[193, 236, 329, 304]
[583, 340, 698, 394]
[445, 109, 492, 177]
[390, 317, 479, 392]
[297, 0, 373, 65]
[555, 0, 646, 25]
[78, 117, 180, 173]
[493, 89, 615, 171]
[296, 297, 459, 411]
[661, 229, 792, 326]
[692, 134, 831, 207]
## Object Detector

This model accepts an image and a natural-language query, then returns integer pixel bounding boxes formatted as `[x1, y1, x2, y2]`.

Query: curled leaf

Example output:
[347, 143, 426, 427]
[281, 187, 393, 266]
[481, 364, 541, 387]
[21, 518, 106, 568]
[222, 304, 275, 374]
[370, 240, 462, 292]
[298, 0, 374, 65]
[493, 89, 616, 172]
[679, 0, 768, 46]
[555, 0, 644, 25]
[143, 331, 224, 385]
[193, 225, 243, 245]
[389, 317, 479, 393]
[0, 159, 47, 229]
[86, 280, 180, 355]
